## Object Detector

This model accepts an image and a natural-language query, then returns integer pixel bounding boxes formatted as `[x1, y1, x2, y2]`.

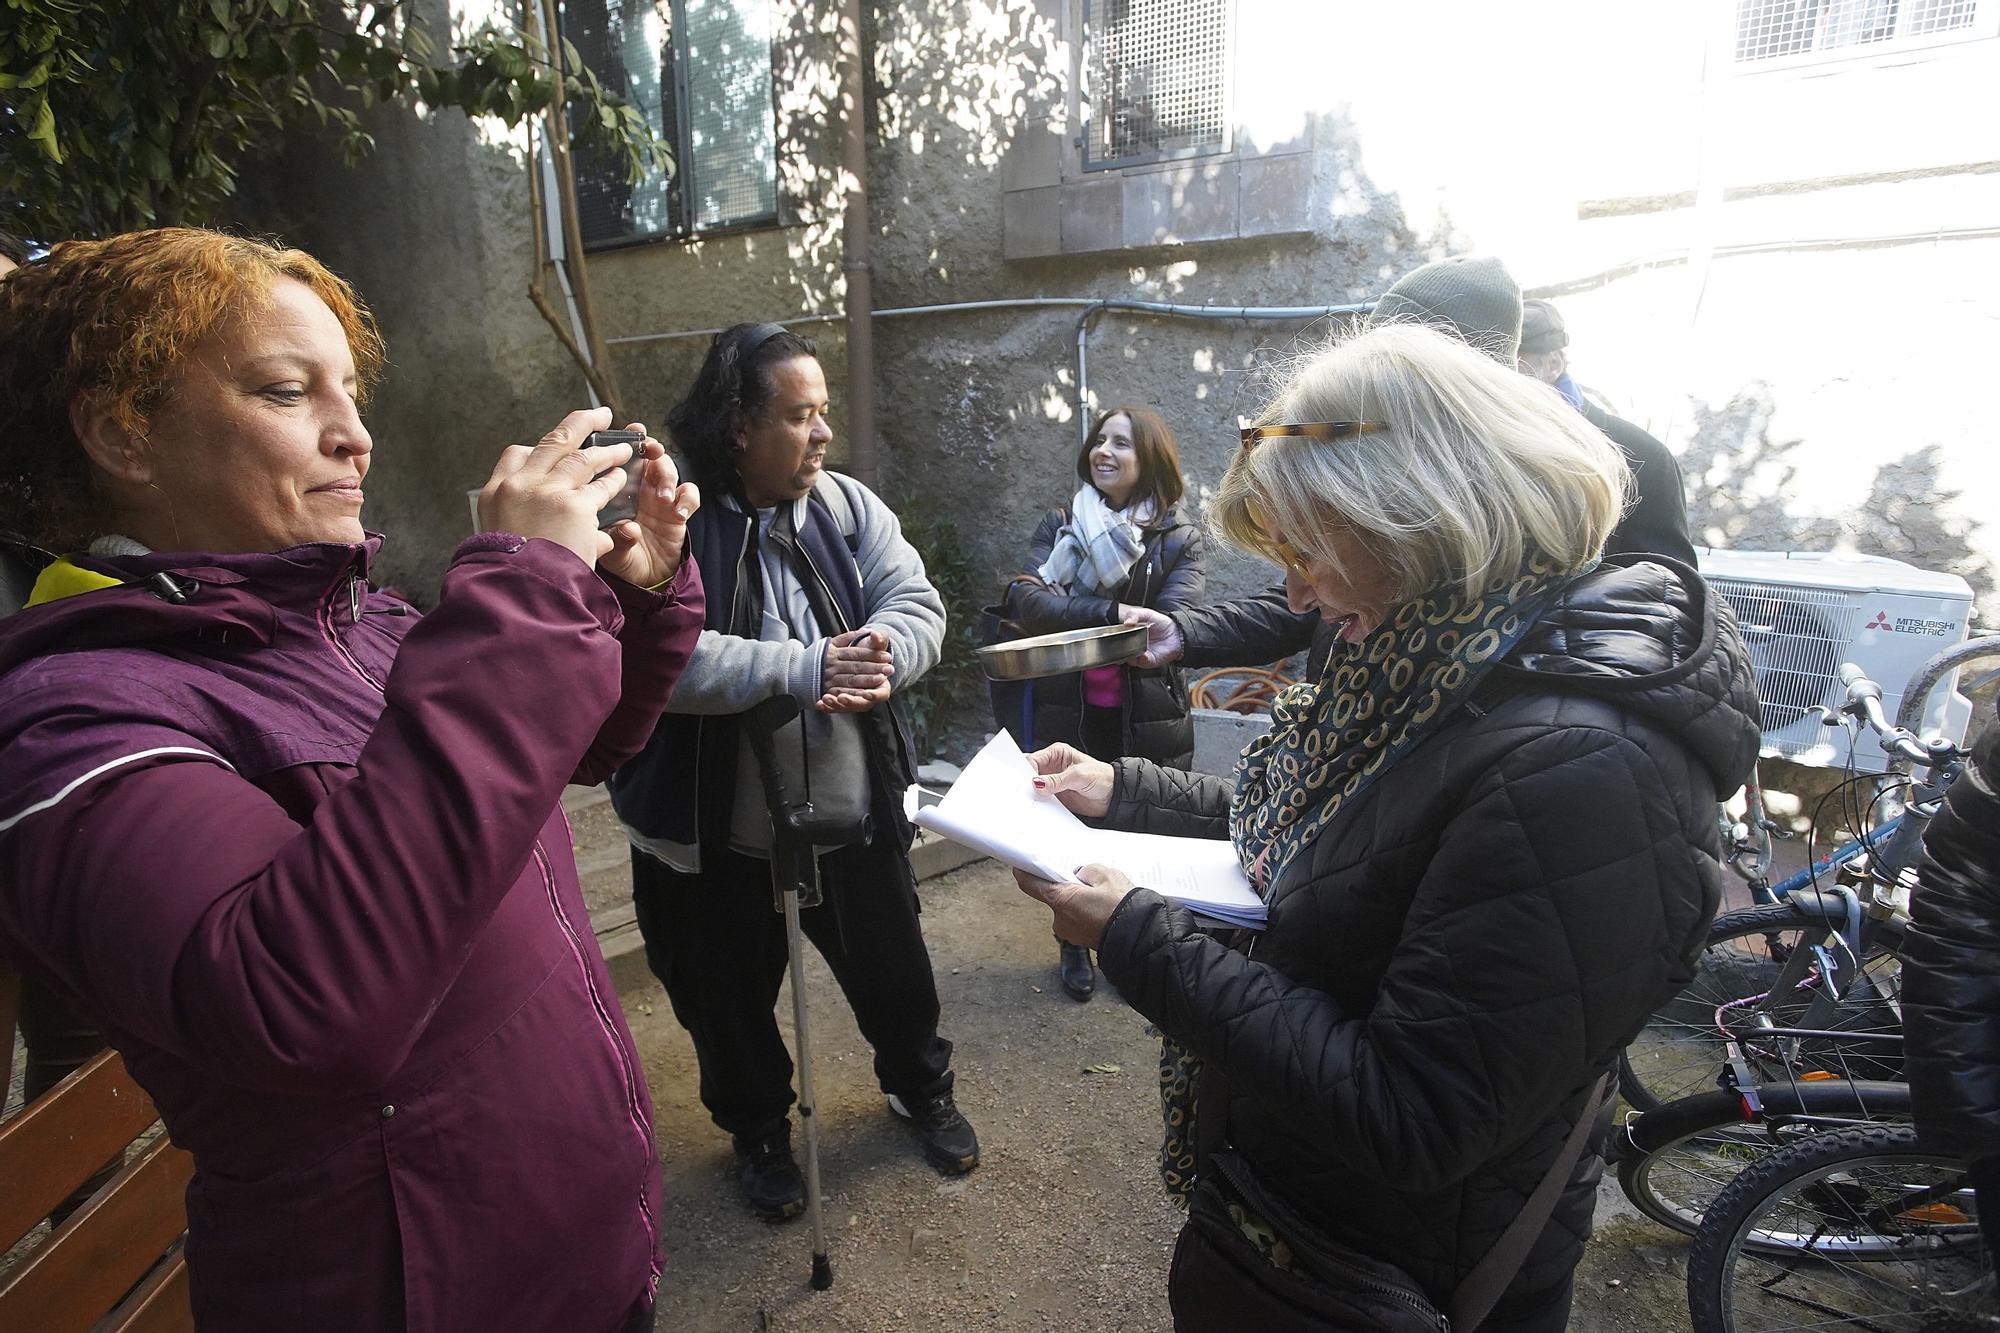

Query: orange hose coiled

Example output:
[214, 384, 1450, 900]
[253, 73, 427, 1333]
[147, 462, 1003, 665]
[1189, 666, 1295, 714]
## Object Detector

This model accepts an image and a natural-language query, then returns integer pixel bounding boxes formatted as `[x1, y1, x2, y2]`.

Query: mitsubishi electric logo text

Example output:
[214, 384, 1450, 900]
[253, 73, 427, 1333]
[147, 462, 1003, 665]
[1865, 610, 1954, 637]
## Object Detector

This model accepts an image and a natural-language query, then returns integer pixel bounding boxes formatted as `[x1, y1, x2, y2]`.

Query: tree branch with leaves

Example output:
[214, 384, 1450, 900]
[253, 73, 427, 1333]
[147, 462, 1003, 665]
[1, 0, 669, 239]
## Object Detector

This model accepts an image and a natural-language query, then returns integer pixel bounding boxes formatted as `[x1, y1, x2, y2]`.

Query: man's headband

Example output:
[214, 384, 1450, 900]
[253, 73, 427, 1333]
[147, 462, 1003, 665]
[724, 321, 790, 366]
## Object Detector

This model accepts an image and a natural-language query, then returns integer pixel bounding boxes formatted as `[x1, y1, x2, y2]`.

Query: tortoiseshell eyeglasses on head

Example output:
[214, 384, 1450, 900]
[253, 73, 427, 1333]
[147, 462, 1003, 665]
[1237, 420, 1388, 452]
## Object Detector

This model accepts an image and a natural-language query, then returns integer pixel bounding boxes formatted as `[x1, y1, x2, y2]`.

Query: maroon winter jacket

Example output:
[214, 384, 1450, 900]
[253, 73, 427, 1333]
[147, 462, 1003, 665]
[0, 532, 704, 1332]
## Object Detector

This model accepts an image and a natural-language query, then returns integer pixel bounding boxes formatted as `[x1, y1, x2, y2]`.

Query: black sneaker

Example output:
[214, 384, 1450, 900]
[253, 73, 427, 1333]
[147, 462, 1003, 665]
[886, 1091, 980, 1174]
[732, 1123, 806, 1223]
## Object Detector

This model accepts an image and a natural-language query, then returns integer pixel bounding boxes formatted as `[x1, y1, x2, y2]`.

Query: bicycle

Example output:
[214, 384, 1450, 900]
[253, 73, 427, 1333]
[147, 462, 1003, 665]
[1684, 1123, 1997, 1332]
[1619, 634, 2000, 1114]
[1613, 1066, 1913, 1242]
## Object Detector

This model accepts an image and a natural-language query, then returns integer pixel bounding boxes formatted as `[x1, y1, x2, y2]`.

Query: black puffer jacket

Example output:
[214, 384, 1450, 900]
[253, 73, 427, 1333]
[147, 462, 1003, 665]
[1904, 703, 2000, 1162]
[1096, 557, 1760, 1303]
[1005, 505, 1206, 767]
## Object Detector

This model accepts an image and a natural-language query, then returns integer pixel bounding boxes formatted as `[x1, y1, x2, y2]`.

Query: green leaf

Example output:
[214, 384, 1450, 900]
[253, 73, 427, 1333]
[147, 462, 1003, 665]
[205, 28, 230, 59]
[28, 95, 61, 163]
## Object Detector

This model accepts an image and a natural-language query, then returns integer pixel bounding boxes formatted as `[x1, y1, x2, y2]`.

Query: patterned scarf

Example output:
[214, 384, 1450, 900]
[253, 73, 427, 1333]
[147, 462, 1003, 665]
[1036, 486, 1157, 596]
[1157, 553, 1580, 1204]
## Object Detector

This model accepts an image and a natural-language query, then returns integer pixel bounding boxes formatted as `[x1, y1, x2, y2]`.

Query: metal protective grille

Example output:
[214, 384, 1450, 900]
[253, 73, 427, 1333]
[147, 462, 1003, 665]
[1909, 0, 1981, 32]
[565, 0, 677, 247]
[1085, 0, 1230, 168]
[1734, 0, 1980, 61]
[681, 0, 777, 229]
[1709, 578, 1858, 751]
[562, 0, 775, 248]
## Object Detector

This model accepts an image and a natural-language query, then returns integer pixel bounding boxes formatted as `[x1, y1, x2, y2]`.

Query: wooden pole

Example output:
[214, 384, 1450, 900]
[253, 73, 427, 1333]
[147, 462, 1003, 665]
[536, 0, 624, 419]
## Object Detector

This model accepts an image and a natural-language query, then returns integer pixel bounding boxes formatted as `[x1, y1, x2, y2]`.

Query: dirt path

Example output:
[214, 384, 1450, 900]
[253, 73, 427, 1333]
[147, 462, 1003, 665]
[626, 858, 1694, 1331]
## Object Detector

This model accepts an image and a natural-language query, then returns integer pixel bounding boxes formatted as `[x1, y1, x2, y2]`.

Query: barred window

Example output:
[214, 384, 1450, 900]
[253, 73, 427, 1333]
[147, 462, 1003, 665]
[1735, 0, 1984, 63]
[1083, 0, 1233, 170]
[562, 0, 779, 249]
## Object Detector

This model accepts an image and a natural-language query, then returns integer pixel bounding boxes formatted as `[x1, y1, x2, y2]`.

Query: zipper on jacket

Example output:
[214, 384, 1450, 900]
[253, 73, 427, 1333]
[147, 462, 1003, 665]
[532, 843, 663, 1286]
[319, 558, 386, 693]
[799, 541, 920, 772]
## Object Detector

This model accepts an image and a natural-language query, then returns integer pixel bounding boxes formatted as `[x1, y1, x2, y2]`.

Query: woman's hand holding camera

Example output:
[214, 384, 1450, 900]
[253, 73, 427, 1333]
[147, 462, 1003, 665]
[818, 627, 894, 713]
[478, 408, 699, 581]
[600, 435, 700, 590]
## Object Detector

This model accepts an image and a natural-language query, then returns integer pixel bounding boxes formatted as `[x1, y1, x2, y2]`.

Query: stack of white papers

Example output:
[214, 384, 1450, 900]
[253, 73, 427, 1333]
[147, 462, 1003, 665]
[906, 731, 1267, 931]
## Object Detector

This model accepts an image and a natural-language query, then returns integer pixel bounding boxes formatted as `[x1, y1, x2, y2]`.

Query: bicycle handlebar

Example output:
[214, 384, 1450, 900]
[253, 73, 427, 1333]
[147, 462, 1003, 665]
[1835, 662, 1881, 701]
[1836, 662, 1939, 767]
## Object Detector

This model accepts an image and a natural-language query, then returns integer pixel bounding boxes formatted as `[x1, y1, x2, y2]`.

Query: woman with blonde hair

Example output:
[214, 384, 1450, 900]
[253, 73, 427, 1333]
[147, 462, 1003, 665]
[1018, 324, 1759, 1331]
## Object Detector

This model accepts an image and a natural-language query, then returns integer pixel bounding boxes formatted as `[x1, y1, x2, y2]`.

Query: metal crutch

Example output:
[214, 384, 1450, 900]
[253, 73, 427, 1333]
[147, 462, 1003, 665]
[742, 698, 873, 1292]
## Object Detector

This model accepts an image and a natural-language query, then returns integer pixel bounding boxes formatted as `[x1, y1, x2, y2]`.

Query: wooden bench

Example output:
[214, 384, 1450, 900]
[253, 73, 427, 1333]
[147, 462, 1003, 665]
[0, 968, 194, 1332]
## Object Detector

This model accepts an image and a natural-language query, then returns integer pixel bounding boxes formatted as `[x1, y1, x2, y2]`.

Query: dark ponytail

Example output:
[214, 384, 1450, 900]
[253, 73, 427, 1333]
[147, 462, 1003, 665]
[666, 323, 820, 499]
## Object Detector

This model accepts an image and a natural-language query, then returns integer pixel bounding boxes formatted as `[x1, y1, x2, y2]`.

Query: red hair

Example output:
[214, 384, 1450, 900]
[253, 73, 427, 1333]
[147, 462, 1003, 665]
[0, 228, 385, 549]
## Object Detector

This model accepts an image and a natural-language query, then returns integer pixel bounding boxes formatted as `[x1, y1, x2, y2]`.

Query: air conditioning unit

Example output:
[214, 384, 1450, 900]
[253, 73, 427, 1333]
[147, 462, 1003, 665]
[1699, 549, 1975, 771]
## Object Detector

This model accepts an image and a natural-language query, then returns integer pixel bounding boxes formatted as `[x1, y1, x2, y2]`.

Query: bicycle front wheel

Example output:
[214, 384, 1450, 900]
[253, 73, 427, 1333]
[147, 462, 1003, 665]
[1620, 901, 1907, 1111]
[1686, 1125, 1995, 1333]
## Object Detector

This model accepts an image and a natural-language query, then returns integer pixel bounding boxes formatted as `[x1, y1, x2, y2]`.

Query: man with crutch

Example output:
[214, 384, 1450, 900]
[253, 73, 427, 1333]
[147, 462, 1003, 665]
[611, 323, 978, 1228]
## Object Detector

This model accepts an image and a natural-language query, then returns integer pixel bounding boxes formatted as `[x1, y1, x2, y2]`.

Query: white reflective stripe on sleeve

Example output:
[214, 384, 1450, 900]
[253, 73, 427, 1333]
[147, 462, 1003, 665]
[0, 746, 237, 834]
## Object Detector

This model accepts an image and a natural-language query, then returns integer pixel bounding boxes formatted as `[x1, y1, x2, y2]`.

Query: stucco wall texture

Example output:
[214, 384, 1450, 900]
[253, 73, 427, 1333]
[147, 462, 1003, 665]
[271, 0, 1995, 633]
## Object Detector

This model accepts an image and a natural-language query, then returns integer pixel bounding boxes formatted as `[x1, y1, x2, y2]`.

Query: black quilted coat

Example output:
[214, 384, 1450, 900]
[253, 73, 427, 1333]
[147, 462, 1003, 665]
[1904, 703, 2000, 1163]
[1095, 557, 1761, 1305]
[1005, 505, 1206, 767]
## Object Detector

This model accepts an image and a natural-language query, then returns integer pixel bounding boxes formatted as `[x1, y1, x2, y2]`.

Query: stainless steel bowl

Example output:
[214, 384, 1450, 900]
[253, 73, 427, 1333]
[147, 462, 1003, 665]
[977, 623, 1148, 682]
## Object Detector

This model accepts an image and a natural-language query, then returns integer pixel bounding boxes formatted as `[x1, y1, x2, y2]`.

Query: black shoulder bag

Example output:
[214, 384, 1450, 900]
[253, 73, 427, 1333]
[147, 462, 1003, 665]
[1171, 1065, 1611, 1332]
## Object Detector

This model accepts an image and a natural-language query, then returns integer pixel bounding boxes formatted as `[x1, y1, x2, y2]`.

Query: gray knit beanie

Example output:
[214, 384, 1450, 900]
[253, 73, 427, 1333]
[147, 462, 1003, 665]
[1366, 255, 1523, 365]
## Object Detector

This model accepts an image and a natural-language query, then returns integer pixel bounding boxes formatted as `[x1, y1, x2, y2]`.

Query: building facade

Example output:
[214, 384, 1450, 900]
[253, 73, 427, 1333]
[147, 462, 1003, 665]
[277, 0, 1997, 634]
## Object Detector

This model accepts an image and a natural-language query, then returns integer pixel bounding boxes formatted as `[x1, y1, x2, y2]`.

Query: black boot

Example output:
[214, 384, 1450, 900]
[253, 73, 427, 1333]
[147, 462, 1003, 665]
[1059, 941, 1095, 1001]
[887, 1091, 981, 1174]
[732, 1122, 805, 1223]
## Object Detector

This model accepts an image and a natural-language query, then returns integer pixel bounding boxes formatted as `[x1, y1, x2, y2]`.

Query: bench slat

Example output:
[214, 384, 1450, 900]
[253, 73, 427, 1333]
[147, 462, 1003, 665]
[0, 1132, 194, 1331]
[0, 969, 19, 1113]
[94, 1238, 192, 1333]
[0, 1048, 159, 1248]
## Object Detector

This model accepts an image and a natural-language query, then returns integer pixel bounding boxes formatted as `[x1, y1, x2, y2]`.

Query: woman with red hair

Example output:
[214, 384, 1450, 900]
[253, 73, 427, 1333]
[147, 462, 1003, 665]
[0, 229, 704, 1332]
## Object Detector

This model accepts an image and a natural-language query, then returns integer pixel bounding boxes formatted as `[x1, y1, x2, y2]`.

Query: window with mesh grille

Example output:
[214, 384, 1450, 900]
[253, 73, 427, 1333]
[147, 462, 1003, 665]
[1734, 0, 1983, 63]
[1084, 0, 1232, 169]
[561, 0, 778, 249]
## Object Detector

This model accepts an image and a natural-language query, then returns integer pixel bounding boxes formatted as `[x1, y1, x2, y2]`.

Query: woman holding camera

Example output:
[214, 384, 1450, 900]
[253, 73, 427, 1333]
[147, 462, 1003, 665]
[0, 229, 704, 1332]
[1003, 405, 1205, 999]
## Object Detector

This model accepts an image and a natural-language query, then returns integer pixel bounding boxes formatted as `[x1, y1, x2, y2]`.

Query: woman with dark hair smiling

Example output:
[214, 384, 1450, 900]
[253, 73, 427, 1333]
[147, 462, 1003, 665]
[1004, 404, 1204, 999]
[0, 228, 704, 1332]
[610, 322, 977, 1226]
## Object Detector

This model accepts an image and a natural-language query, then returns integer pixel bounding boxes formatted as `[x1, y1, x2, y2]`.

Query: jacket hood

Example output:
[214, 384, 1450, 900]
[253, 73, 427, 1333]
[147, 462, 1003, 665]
[0, 535, 382, 680]
[1498, 556, 1763, 792]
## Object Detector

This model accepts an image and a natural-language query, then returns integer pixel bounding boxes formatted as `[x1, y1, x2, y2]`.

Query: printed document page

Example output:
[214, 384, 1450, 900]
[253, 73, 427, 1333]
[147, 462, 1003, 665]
[906, 732, 1266, 928]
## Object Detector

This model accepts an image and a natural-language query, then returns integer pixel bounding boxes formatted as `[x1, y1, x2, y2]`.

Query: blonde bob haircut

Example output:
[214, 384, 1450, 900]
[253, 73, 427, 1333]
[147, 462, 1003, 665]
[1213, 323, 1630, 602]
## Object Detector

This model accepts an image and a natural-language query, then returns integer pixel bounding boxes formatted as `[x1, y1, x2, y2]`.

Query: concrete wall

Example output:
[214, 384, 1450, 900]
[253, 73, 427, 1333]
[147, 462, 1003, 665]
[271, 0, 1999, 634]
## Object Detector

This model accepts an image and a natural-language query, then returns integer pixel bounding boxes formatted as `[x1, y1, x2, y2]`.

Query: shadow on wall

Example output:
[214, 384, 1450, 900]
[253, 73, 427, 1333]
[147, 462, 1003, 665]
[1683, 383, 1994, 616]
